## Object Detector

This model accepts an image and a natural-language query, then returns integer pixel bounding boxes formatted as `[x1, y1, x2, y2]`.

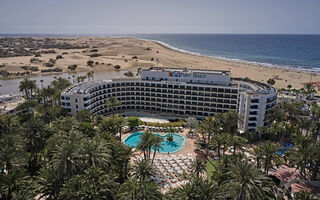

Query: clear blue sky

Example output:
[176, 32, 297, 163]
[1, 0, 320, 34]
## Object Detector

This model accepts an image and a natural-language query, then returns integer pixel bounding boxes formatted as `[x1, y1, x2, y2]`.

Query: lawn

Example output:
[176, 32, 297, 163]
[206, 159, 216, 180]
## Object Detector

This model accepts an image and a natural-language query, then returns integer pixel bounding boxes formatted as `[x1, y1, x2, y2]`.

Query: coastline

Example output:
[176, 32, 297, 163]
[148, 38, 320, 74]
[0, 36, 319, 92]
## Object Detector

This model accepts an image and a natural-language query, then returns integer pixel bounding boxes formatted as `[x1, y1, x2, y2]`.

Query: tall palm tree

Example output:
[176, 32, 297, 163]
[115, 115, 127, 141]
[117, 178, 162, 200]
[172, 175, 221, 200]
[105, 96, 120, 115]
[82, 137, 110, 170]
[230, 135, 248, 155]
[260, 142, 281, 173]
[190, 158, 206, 177]
[151, 136, 163, 164]
[59, 167, 118, 200]
[0, 134, 26, 173]
[51, 131, 84, 181]
[137, 130, 154, 160]
[86, 71, 94, 81]
[252, 146, 263, 169]
[132, 159, 155, 181]
[19, 78, 37, 99]
[33, 166, 61, 200]
[210, 133, 228, 159]
[222, 160, 274, 200]
[288, 135, 315, 179]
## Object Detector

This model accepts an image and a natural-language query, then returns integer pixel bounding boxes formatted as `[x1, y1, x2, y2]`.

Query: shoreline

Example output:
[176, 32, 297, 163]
[0, 36, 319, 91]
[147, 38, 320, 75]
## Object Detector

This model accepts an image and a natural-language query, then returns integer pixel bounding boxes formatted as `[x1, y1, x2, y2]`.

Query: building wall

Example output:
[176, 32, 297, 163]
[61, 78, 277, 132]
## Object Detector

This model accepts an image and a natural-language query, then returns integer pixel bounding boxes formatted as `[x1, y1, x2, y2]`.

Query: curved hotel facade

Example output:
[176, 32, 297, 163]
[61, 67, 277, 132]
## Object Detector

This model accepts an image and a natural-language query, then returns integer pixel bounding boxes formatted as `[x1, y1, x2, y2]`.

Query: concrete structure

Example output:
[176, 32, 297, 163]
[0, 93, 25, 116]
[61, 67, 277, 132]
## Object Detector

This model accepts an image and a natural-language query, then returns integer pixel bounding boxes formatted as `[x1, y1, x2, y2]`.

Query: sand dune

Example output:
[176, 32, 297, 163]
[0, 37, 319, 91]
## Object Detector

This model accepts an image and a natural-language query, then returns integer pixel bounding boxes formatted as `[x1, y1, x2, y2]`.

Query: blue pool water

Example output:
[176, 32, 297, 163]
[124, 132, 185, 153]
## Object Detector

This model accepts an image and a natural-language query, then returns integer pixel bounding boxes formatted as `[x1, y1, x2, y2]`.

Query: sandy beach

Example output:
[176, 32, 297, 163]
[0, 37, 319, 91]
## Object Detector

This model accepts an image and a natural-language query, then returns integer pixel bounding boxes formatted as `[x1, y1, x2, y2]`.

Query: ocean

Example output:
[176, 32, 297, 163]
[132, 34, 320, 73]
[1, 33, 319, 72]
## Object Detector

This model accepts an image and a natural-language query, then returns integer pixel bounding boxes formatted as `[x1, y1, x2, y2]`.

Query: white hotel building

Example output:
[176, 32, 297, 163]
[61, 67, 277, 132]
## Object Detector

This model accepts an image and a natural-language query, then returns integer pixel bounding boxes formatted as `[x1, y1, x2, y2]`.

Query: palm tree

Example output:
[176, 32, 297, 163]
[132, 159, 155, 181]
[82, 137, 110, 170]
[190, 158, 206, 177]
[33, 166, 61, 200]
[115, 115, 127, 141]
[117, 178, 162, 200]
[222, 160, 275, 200]
[210, 133, 228, 158]
[86, 71, 93, 81]
[105, 96, 120, 115]
[51, 131, 84, 181]
[137, 131, 154, 160]
[185, 117, 198, 134]
[19, 78, 37, 99]
[116, 178, 140, 200]
[40, 79, 44, 88]
[0, 134, 26, 173]
[260, 142, 281, 173]
[151, 136, 163, 164]
[59, 167, 118, 200]
[230, 135, 247, 155]
[288, 135, 315, 179]
[172, 175, 221, 200]
[252, 146, 263, 169]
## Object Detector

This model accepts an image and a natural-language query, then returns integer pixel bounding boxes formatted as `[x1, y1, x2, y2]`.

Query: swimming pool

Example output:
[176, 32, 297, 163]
[124, 132, 186, 153]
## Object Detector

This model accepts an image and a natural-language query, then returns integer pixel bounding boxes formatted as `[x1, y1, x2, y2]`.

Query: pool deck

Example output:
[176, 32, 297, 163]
[121, 128, 197, 160]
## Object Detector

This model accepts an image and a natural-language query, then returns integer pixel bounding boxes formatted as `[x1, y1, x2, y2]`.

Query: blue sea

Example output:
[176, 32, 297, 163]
[132, 34, 320, 72]
[1, 33, 320, 72]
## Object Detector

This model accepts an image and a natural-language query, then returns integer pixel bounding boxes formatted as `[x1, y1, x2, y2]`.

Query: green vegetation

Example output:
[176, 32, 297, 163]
[206, 159, 216, 180]
[124, 71, 134, 77]
[114, 65, 121, 70]
[127, 116, 139, 130]
[145, 121, 184, 127]
[1, 78, 320, 199]
[267, 78, 276, 85]
[87, 60, 94, 67]
[67, 64, 77, 71]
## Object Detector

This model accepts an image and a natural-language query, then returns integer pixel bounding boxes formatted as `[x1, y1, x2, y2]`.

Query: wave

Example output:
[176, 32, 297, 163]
[134, 36, 320, 74]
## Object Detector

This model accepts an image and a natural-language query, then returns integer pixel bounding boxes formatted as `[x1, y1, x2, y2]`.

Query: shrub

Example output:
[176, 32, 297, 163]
[21, 66, 29, 70]
[114, 65, 121, 70]
[127, 116, 139, 130]
[30, 66, 39, 71]
[124, 71, 134, 77]
[89, 53, 102, 58]
[62, 52, 68, 55]
[267, 78, 275, 85]
[150, 57, 154, 61]
[68, 64, 77, 71]
[44, 62, 54, 67]
[56, 55, 63, 60]
[95, 61, 99, 65]
[132, 56, 138, 59]
[90, 49, 98, 52]
[87, 60, 94, 67]
[0, 70, 9, 77]
[34, 54, 41, 57]
[52, 67, 63, 72]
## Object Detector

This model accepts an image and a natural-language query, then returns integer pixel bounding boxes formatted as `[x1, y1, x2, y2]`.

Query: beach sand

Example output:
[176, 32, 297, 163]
[0, 37, 319, 91]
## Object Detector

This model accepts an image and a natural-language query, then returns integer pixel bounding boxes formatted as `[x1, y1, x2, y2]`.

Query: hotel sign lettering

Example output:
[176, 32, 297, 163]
[169, 72, 207, 79]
